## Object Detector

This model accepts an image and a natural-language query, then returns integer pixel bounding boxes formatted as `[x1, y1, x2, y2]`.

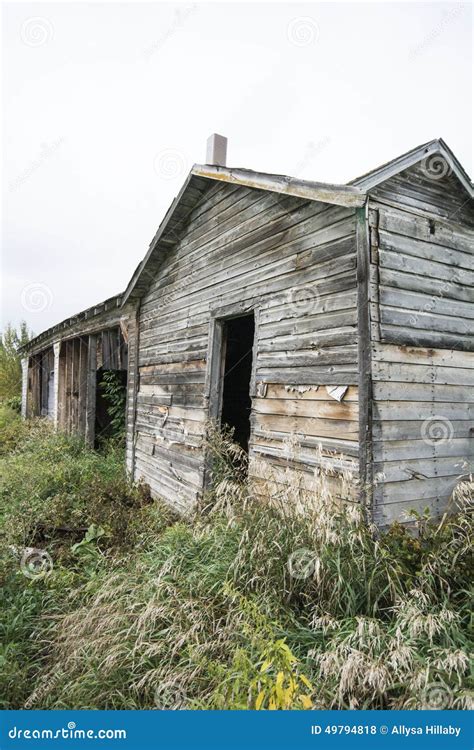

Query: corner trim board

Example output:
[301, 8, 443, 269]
[356, 204, 374, 521]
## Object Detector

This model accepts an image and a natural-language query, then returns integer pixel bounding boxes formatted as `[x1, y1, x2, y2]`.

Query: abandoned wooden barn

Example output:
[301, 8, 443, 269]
[21, 137, 474, 525]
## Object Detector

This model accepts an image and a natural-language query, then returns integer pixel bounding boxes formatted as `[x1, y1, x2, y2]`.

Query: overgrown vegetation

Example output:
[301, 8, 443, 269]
[99, 370, 127, 442]
[0, 411, 472, 710]
[0, 322, 32, 404]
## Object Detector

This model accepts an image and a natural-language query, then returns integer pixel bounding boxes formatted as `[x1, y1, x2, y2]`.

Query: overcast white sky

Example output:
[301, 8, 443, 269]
[1, 1, 472, 335]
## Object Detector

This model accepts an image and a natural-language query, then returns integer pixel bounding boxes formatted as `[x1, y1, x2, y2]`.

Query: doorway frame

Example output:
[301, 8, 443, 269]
[205, 301, 259, 425]
[203, 302, 259, 492]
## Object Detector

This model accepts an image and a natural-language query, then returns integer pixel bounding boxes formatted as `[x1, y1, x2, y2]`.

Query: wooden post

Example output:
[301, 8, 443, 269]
[85, 334, 97, 447]
[21, 356, 29, 418]
[206, 316, 225, 423]
[77, 337, 88, 438]
[57, 342, 67, 430]
[70, 339, 81, 433]
[29, 356, 41, 417]
[356, 205, 373, 523]
[63, 341, 70, 432]
[40, 352, 48, 417]
[52, 342, 61, 428]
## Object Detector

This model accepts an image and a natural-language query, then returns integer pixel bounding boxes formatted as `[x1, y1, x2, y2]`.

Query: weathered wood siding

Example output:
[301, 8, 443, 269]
[371, 344, 474, 524]
[370, 203, 474, 351]
[368, 164, 474, 524]
[134, 183, 359, 509]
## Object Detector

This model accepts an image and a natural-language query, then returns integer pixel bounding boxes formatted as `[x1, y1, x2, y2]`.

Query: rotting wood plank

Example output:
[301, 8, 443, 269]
[373, 400, 474, 420]
[85, 334, 97, 446]
[251, 429, 359, 457]
[371, 343, 474, 367]
[373, 381, 472, 402]
[372, 419, 472, 441]
[257, 343, 358, 366]
[377, 327, 474, 352]
[371, 362, 474, 385]
[373, 454, 472, 483]
[253, 397, 358, 420]
[258, 384, 359, 402]
[251, 413, 359, 440]
[372, 437, 472, 462]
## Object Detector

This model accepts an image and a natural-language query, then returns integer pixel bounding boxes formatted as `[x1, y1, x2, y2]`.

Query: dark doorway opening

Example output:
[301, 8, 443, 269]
[220, 314, 255, 452]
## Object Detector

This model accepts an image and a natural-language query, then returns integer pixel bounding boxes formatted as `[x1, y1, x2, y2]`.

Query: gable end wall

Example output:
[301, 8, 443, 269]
[132, 183, 360, 511]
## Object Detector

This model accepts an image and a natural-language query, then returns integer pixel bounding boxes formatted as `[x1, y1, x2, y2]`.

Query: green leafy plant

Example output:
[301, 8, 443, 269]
[71, 524, 106, 573]
[99, 370, 126, 439]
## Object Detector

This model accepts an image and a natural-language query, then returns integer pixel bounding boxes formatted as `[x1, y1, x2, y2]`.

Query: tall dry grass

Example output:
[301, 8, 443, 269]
[1, 417, 472, 710]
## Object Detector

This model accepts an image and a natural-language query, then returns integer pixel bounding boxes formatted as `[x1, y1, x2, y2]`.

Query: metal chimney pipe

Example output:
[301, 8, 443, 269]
[206, 133, 227, 166]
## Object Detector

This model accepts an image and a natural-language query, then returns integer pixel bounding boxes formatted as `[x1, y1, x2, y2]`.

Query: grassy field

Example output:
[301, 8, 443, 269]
[0, 407, 472, 710]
